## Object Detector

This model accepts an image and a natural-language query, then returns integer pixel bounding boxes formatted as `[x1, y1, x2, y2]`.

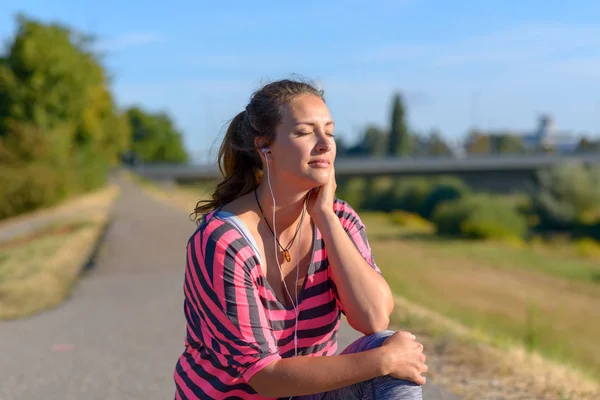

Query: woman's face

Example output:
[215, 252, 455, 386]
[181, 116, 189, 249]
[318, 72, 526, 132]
[267, 94, 336, 189]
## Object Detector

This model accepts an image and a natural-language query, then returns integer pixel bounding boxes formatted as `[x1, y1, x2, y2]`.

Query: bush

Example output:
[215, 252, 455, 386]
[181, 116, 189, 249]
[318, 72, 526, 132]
[362, 177, 396, 211]
[393, 178, 432, 214]
[419, 176, 470, 219]
[336, 177, 367, 210]
[530, 162, 600, 231]
[389, 210, 435, 232]
[430, 198, 472, 236]
[574, 221, 600, 242]
[573, 237, 600, 260]
[461, 197, 528, 240]
[73, 145, 110, 192]
[359, 175, 470, 218]
[0, 163, 67, 219]
[432, 194, 528, 240]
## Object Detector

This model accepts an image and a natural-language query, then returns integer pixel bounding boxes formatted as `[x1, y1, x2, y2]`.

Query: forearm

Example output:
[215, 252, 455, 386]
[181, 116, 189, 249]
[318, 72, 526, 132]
[316, 212, 394, 334]
[249, 348, 387, 398]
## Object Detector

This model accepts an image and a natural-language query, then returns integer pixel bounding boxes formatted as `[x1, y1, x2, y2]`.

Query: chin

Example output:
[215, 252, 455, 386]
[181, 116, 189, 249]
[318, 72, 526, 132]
[306, 171, 331, 186]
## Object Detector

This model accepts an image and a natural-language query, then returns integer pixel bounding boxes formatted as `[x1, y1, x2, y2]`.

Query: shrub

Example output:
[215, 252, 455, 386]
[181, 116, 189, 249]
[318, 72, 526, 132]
[432, 194, 528, 240]
[360, 175, 470, 218]
[72, 145, 110, 192]
[530, 162, 600, 231]
[362, 176, 396, 211]
[461, 197, 528, 240]
[573, 238, 600, 261]
[389, 210, 435, 232]
[431, 198, 472, 236]
[419, 176, 470, 219]
[0, 163, 67, 219]
[336, 177, 367, 210]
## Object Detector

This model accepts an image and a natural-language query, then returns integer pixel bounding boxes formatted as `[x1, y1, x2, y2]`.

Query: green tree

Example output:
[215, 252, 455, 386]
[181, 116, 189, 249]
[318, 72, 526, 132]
[334, 136, 349, 155]
[0, 15, 130, 166]
[361, 125, 387, 156]
[387, 93, 411, 156]
[465, 130, 491, 155]
[575, 137, 599, 153]
[0, 14, 132, 218]
[426, 129, 452, 156]
[126, 107, 188, 163]
[494, 133, 527, 154]
[531, 162, 600, 231]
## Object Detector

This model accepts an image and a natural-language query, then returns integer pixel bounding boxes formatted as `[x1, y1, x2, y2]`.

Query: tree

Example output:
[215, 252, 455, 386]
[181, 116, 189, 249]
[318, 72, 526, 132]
[465, 130, 491, 155]
[494, 133, 527, 154]
[575, 137, 599, 153]
[0, 14, 133, 218]
[362, 125, 387, 156]
[334, 136, 349, 155]
[426, 129, 452, 156]
[0, 14, 130, 167]
[531, 162, 600, 231]
[387, 93, 411, 156]
[126, 107, 188, 164]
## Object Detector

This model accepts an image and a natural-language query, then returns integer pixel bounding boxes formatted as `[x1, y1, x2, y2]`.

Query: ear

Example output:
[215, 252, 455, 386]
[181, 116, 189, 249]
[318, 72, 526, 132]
[254, 136, 268, 150]
[254, 137, 270, 159]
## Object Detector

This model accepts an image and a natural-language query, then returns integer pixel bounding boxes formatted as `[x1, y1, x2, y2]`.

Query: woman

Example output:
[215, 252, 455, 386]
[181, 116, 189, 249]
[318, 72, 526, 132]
[174, 78, 427, 399]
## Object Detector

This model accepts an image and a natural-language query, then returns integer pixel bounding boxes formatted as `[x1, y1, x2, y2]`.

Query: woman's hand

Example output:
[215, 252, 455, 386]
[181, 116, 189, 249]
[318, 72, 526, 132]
[380, 331, 428, 385]
[306, 166, 337, 222]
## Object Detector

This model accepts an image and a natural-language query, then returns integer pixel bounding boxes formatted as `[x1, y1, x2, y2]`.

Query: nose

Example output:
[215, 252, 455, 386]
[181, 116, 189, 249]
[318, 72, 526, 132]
[316, 134, 333, 153]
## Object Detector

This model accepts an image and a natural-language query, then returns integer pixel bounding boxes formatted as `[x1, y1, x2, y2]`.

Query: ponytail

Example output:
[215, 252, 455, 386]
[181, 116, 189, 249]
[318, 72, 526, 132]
[191, 111, 263, 222]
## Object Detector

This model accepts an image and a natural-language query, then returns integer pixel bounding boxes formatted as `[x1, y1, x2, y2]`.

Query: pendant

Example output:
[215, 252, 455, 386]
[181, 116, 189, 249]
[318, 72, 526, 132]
[283, 250, 291, 262]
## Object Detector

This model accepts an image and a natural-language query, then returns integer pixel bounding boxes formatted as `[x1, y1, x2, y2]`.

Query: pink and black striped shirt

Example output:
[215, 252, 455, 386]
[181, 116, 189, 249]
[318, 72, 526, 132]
[173, 198, 381, 399]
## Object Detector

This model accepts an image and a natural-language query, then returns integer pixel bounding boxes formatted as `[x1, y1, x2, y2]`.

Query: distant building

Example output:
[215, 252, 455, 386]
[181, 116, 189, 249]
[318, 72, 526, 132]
[516, 115, 580, 153]
[465, 115, 581, 155]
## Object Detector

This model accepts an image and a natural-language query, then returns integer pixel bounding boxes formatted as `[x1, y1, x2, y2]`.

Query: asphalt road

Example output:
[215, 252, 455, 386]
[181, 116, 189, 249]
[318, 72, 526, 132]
[0, 177, 459, 399]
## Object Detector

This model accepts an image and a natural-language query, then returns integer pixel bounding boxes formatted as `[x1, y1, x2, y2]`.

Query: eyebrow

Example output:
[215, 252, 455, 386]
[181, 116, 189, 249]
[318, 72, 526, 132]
[293, 121, 335, 127]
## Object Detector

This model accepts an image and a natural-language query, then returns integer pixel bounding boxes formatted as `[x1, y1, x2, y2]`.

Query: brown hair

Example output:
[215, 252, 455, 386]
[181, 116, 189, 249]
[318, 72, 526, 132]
[191, 78, 325, 223]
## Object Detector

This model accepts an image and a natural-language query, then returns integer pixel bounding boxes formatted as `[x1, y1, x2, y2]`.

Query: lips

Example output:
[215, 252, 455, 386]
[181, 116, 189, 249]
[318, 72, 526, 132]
[308, 159, 330, 166]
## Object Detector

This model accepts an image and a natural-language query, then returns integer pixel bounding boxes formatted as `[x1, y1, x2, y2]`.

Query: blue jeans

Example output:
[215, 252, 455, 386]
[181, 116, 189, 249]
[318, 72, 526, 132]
[295, 330, 423, 400]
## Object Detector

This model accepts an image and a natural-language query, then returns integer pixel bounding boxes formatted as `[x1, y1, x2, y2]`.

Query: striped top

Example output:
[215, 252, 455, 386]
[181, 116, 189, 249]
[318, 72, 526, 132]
[173, 198, 381, 400]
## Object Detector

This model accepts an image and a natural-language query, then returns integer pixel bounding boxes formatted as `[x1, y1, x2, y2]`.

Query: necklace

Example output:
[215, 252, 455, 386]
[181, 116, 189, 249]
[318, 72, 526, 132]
[254, 188, 306, 262]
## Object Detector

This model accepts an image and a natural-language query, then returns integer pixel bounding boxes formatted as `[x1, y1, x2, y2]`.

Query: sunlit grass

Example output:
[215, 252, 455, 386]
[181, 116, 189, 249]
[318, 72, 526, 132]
[360, 212, 600, 382]
[0, 186, 118, 320]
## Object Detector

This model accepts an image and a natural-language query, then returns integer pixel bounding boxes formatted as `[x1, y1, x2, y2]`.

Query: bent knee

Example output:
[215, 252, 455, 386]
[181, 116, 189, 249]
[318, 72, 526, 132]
[339, 329, 395, 354]
[373, 376, 423, 400]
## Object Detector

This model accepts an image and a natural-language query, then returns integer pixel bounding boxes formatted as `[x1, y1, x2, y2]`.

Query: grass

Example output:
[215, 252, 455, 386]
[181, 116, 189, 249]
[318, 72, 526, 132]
[389, 295, 599, 399]
[0, 185, 118, 320]
[360, 212, 600, 385]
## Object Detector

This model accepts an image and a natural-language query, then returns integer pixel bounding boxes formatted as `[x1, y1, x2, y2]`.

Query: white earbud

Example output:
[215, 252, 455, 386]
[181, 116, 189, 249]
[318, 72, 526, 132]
[261, 147, 269, 155]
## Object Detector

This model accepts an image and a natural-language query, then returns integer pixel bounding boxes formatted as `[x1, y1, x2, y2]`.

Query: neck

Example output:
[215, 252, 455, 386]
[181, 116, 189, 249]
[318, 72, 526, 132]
[255, 179, 308, 233]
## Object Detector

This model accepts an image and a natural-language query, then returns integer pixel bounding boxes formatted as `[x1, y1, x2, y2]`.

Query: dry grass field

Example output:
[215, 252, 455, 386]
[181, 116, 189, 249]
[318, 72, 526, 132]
[0, 185, 119, 320]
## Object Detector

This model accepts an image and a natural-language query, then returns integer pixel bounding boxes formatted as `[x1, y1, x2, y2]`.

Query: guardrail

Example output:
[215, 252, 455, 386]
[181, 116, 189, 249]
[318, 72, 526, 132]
[131, 153, 600, 181]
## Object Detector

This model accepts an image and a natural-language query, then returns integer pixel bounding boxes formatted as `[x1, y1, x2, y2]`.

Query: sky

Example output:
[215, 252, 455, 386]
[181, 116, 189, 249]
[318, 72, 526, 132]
[2, 0, 600, 161]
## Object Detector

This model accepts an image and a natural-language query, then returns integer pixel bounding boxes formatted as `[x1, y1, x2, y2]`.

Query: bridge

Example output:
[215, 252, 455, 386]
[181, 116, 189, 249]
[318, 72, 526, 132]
[130, 153, 600, 193]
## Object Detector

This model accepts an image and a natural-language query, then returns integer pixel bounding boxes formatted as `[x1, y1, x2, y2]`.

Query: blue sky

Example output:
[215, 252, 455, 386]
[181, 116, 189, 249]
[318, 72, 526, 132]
[2, 0, 600, 161]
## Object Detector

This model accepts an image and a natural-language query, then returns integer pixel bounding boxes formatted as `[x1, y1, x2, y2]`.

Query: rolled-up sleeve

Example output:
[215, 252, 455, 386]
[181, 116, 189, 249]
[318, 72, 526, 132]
[330, 200, 382, 314]
[184, 220, 280, 383]
[335, 200, 381, 274]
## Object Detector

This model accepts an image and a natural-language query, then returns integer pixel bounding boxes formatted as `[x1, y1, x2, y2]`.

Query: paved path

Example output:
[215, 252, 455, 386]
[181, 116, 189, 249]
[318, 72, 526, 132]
[0, 177, 459, 399]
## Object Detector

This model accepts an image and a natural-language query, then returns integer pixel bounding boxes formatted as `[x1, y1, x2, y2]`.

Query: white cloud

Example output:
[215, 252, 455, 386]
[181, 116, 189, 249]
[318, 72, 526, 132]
[96, 32, 165, 52]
